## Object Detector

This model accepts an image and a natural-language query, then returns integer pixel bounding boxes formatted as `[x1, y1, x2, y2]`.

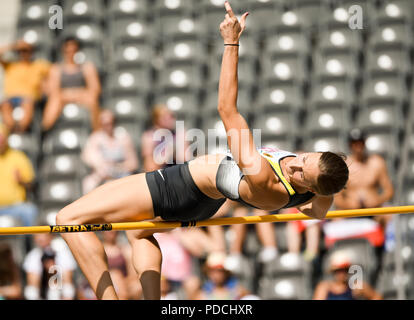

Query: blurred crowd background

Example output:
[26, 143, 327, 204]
[1, 0, 414, 300]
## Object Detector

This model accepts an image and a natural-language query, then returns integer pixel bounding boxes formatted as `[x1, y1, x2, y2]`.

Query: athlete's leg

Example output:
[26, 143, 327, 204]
[126, 228, 172, 300]
[56, 173, 155, 300]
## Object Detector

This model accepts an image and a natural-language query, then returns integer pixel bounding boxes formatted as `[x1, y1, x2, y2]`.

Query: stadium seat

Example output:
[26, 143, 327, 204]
[355, 102, 405, 133]
[107, 0, 149, 19]
[376, 268, 414, 299]
[107, 67, 152, 95]
[39, 179, 82, 208]
[112, 42, 154, 69]
[157, 63, 204, 91]
[108, 16, 155, 45]
[18, 0, 54, 27]
[305, 105, 352, 136]
[312, 51, 360, 81]
[105, 95, 148, 123]
[42, 127, 89, 155]
[155, 11, 206, 40]
[261, 54, 308, 86]
[61, 22, 103, 47]
[154, 89, 201, 126]
[374, 0, 414, 25]
[362, 129, 401, 163]
[257, 273, 312, 299]
[364, 47, 412, 78]
[264, 29, 311, 57]
[15, 25, 54, 52]
[7, 132, 40, 169]
[303, 132, 348, 153]
[361, 75, 408, 106]
[251, 110, 298, 140]
[40, 154, 86, 182]
[244, 0, 282, 34]
[262, 252, 311, 277]
[317, 28, 363, 54]
[154, 0, 195, 14]
[52, 103, 92, 130]
[62, 0, 105, 23]
[309, 79, 356, 109]
[255, 82, 305, 115]
[368, 21, 414, 50]
[162, 38, 208, 65]
[403, 179, 414, 206]
[326, 0, 375, 29]
[287, 0, 332, 30]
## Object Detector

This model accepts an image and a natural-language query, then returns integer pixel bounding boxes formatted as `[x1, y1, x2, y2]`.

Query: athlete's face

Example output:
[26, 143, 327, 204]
[286, 152, 322, 192]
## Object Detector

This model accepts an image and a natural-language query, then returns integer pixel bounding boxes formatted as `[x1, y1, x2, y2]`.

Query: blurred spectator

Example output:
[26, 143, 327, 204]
[160, 275, 179, 300]
[334, 128, 394, 211]
[0, 242, 22, 300]
[324, 129, 394, 248]
[0, 40, 50, 133]
[81, 109, 139, 194]
[195, 252, 252, 300]
[285, 207, 321, 261]
[141, 104, 187, 171]
[42, 36, 101, 131]
[313, 250, 382, 300]
[102, 231, 135, 300]
[225, 203, 278, 272]
[22, 232, 77, 300]
[0, 123, 38, 227]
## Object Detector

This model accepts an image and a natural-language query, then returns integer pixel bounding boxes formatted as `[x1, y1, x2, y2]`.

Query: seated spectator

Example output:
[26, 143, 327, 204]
[0, 242, 22, 300]
[225, 202, 278, 272]
[195, 252, 251, 300]
[284, 207, 321, 261]
[0, 123, 38, 227]
[326, 129, 394, 249]
[81, 109, 139, 194]
[141, 104, 187, 171]
[313, 250, 382, 300]
[102, 231, 135, 300]
[0, 40, 50, 133]
[42, 36, 101, 131]
[22, 232, 77, 300]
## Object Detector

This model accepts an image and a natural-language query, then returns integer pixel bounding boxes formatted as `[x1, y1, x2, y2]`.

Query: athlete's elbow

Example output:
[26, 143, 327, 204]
[217, 103, 237, 117]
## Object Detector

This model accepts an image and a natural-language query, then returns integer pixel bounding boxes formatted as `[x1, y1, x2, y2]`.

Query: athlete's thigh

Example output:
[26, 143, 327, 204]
[60, 173, 155, 224]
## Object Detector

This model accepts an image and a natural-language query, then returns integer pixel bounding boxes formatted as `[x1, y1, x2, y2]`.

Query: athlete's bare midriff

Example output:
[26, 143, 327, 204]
[188, 154, 291, 210]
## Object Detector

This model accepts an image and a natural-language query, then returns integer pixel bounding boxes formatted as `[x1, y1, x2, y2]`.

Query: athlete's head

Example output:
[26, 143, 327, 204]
[287, 151, 349, 196]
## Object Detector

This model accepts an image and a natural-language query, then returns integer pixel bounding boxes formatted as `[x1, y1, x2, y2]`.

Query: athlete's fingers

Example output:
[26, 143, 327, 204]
[224, 1, 235, 18]
[240, 12, 249, 30]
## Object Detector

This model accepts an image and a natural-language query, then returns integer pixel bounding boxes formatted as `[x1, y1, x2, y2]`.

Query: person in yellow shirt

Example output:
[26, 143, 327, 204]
[0, 40, 50, 133]
[0, 123, 38, 226]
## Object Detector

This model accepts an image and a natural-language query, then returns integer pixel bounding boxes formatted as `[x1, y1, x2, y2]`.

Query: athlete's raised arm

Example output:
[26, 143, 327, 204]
[218, 2, 272, 187]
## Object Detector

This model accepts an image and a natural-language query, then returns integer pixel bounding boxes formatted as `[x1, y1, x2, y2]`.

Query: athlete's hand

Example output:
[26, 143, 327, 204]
[219, 1, 249, 44]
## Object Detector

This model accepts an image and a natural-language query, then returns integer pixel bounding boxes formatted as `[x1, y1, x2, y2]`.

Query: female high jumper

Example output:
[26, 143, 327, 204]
[56, 1, 349, 300]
